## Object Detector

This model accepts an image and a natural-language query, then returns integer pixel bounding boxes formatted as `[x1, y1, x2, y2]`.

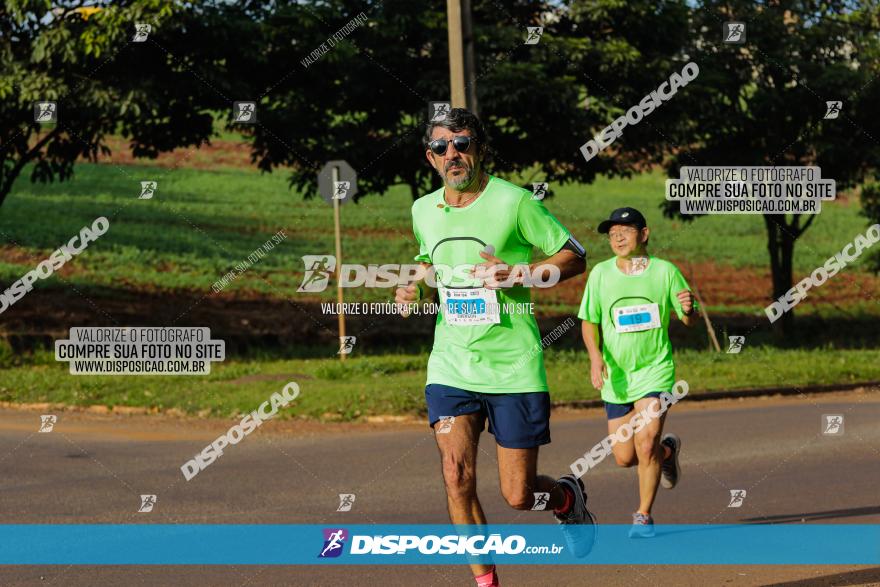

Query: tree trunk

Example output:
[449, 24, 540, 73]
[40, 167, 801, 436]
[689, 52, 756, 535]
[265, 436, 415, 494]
[0, 128, 60, 208]
[764, 215, 796, 336]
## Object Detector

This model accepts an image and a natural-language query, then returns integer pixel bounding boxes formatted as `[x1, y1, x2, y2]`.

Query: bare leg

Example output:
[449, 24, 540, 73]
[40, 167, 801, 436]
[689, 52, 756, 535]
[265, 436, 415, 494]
[632, 396, 668, 515]
[496, 445, 567, 511]
[433, 413, 491, 578]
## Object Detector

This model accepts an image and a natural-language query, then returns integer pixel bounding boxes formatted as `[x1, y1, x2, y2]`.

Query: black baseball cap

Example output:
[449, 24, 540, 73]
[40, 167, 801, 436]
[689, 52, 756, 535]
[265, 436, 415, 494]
[597, 207, 647, 234]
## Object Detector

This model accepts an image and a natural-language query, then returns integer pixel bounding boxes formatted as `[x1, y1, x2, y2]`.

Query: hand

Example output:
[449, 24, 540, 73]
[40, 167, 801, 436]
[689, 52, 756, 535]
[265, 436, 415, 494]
[394, 283, 420, 317]
[473, 250, 524, 289]
[677, 289, 695, 315]
[590, 358, 608, 391]
[395, 283, 420, 305]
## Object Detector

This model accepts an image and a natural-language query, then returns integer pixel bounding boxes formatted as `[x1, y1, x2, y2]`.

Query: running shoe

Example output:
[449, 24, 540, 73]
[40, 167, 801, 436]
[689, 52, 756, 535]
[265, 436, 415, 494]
[628, 512, 655, 538]
[660, 433, 681, 489]
[554, 474, 597, 558]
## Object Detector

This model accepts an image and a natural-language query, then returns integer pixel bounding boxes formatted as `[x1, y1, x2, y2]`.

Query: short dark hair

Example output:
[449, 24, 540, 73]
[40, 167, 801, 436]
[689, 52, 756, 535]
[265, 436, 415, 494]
[423, 107, 488, 151]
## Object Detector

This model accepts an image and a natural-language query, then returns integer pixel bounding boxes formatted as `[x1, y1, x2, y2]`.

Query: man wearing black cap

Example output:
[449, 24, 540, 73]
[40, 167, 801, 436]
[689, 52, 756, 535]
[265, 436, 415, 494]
[577, 207, 697, 537]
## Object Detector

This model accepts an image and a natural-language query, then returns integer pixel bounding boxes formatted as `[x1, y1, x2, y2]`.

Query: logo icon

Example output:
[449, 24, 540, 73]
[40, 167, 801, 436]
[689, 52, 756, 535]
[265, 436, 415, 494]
[138, 494, 157, 512]
[727, 489, 747, 508]
[822, 414, 844, 435]
[531, 492, 550, 511]
[336, 493, 356, 512]
[233, 102, 257, 123]
[133, 23, 151, 42]
[723, 22, 746, 44]
[319, 528, 348, 558]
[34, 102, 57, 123]
[333, 181, 350, 200]
[629, 256, 649, 275]
[429, 102, 451, 122]
[38, 415, 57, 433]
[727, 336, 745, 354]
[435, 416, 455, 434]
[525, 27, 544, 45]
[338, 336, 357, 355]
[298, 255, 336, 292]
[139, 181, 157, 200]
[531, 182, 548, 201]
[824, 101, 842, 120]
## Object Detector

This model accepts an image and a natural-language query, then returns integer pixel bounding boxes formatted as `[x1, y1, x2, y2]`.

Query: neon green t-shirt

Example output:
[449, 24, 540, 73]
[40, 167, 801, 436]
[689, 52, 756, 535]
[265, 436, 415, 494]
[411, 175, 571, 393]
[577, 256, 695, 403]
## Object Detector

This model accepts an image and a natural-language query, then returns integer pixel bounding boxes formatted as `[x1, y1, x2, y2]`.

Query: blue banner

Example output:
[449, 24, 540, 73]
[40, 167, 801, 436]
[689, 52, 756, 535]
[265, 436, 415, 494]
[1, 524, 877, 565]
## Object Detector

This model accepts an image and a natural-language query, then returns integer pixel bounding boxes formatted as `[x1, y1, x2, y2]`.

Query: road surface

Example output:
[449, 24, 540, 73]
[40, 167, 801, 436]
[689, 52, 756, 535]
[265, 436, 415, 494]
[1, 389, 878, 586]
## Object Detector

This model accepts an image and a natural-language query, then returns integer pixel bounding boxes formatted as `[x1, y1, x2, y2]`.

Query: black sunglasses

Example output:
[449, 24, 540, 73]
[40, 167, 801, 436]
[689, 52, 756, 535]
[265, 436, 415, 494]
[428, 136, 477, 156]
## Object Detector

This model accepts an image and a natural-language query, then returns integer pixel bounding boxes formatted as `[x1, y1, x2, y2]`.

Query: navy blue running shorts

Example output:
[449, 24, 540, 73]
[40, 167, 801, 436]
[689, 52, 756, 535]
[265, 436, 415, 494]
[425, 383, 551, 449]
[604, 391, 665, 420]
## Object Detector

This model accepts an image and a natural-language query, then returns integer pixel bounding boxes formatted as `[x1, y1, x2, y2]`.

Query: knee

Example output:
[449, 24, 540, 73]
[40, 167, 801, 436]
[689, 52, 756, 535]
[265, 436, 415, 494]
[635, 436, 661, 462]
[501, 486, 534, 511]
[614, 453, 638, 468]
[441, 458, 476, 500]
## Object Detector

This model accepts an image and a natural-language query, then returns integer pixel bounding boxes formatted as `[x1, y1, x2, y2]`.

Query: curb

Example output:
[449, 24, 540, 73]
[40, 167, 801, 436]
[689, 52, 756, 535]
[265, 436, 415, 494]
[552, 380, 880, 410]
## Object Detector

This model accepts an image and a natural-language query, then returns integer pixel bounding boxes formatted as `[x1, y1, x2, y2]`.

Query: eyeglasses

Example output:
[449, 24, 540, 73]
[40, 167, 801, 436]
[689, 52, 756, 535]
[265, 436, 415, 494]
[428, 136, 477, 156]
[608, 227, 641, 239]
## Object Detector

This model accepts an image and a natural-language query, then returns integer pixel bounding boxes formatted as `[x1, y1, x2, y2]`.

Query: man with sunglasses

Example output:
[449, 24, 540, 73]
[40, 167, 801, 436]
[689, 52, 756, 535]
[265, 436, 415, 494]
[578, 207, 697, 538]
[395, 108, 594, 586]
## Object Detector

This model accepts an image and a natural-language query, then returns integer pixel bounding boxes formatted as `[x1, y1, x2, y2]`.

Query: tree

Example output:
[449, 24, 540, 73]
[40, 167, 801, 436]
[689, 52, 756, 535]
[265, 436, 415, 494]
[0, 0, 248, 206]
[242, 0, 690, 201]
[660, 0, 880, 333]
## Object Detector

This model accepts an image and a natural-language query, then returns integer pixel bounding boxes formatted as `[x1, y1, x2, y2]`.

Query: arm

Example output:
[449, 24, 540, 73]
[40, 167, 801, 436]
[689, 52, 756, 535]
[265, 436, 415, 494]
[394, 262, 435, 309]
[474, 245, 586, 288]
[581, 320, 607, 391]
[676, 290, 697, 327]
[531, 248, 585, 284]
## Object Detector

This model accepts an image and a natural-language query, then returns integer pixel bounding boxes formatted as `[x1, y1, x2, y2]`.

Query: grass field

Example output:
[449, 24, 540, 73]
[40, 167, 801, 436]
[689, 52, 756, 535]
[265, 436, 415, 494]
[2, 343, 878, 420]
[1, 154, 879, 419]
[1, 162, 877, 315]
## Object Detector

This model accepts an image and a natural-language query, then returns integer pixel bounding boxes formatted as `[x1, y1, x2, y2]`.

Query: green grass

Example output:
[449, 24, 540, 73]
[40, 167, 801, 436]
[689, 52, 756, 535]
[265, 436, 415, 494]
[1, 345, 877, 420]
[1, 163, 876, 315]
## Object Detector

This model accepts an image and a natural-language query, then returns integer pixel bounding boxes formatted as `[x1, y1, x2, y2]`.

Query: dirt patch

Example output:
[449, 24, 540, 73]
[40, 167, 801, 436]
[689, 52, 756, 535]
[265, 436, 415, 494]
[1, 257, 878, 350]
[84, 136, 255, 170]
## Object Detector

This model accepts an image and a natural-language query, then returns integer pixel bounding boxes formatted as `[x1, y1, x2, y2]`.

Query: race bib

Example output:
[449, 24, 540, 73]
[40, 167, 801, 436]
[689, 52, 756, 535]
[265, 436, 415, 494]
[439, 287, 501, 326]
[613, 303, 661, 333]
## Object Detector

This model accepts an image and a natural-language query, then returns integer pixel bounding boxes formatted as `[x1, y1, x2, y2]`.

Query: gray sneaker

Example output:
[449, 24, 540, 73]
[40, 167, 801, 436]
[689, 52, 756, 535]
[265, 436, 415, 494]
[628, 512, 655, 538]
[554, 474, 597, 558]
[660, 433, 681, 489]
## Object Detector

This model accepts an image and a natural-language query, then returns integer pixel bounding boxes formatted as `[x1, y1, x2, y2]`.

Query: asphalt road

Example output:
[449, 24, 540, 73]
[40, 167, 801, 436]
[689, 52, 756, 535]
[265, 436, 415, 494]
[1, 389, 878, 586]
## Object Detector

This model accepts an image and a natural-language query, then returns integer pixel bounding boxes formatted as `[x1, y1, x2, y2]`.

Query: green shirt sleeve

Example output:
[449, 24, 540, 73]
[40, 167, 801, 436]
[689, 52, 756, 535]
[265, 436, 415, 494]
[577, 266, 602, 323]
[516, 195, 570, 256]
[412, 216, 431, 264]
